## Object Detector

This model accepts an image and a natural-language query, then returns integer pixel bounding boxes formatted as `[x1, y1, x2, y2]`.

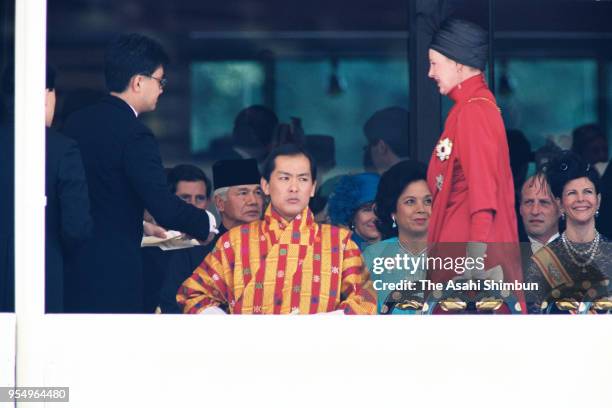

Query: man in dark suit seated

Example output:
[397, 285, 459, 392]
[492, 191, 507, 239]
[62, 33, 215, 313]
[141, 164, 212, 313]
[158, 158, 264, 313]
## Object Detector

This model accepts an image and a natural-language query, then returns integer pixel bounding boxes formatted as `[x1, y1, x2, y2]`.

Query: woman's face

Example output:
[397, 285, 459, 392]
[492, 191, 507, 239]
[559, 177, 600, 225]
[353, 203, 381, 242]
[393, 180, 432, 236]
[428, 49, 462, 95]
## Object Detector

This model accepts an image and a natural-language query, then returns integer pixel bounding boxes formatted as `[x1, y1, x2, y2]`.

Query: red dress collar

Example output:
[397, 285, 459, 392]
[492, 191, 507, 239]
[448, 73, 488, 104]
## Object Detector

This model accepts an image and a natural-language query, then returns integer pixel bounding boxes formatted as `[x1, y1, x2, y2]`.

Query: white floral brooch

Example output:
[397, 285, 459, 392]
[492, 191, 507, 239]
[435, 138, 453, 161]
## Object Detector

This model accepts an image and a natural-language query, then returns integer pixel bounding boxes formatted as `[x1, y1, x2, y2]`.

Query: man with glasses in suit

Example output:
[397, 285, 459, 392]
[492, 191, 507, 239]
[63, 33, 216, 313]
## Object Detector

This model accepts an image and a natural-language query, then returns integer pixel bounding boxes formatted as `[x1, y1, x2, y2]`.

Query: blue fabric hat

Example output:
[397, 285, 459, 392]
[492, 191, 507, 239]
[328, 173, 380, 226]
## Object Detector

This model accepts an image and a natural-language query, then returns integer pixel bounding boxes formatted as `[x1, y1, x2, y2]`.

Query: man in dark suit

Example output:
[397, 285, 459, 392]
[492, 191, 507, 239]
[141, 164, 212, 313]
[44, 66, 93, 313]
[62, 33, 214, 313]
[598, 159, 612, 238]
[518, 172, 560, 268]
[158, 158, 264, 313]
[0, 64, 92, 313]
[0, 66, 15, 312]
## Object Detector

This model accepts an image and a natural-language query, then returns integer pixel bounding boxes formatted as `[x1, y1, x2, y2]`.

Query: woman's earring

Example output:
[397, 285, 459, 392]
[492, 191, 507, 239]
[392, 216, 397, 228]
[561, 212, 565, 220]
[596, 210, 600, 218]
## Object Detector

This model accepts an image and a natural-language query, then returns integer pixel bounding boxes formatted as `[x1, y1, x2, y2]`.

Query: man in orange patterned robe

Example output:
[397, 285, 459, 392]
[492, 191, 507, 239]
[177, 144, 377, 314]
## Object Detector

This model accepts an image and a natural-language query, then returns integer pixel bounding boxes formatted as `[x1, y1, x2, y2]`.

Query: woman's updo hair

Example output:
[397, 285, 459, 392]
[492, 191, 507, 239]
[545, 150, 600, 199]
[374, 160, 427, 239]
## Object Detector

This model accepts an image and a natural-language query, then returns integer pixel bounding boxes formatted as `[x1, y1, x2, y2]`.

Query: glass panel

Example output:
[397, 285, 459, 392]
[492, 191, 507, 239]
[190, 61, 265, 153]
[275, 58, 409, 174]
[495, 58, 597, 151]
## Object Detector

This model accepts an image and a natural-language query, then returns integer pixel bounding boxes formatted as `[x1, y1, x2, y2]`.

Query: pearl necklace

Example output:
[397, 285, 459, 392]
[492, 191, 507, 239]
[561, 230, 600, 273]
[398, 240, 427, 257]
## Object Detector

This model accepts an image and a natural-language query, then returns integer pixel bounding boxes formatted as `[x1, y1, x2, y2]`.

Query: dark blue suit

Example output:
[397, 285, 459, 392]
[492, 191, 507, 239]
[62, 95, 210, 312]
[0, 123, 14, 312]
[45, 128, 92, 313]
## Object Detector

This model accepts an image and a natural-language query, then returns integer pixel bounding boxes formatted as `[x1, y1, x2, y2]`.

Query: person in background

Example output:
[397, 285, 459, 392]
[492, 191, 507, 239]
[507, 129, 533, 242]
[44, 66, 92, 313]
[598, 156, 612, 239]
[507, 129, 532, 195]
[0, 63, 93, 313]
[1, 64, 92, 313]
[328, 173, 381, 250]
[363, 106, 410, 175]
[210, 105, 279, 161]
[177, 144, 377, 314]
[571, 123, 608, 175]
[363, 161, 431, 314]
[157, 158, 264, 313]
[211, 158, 265, 235]
[0, 65, 14, 312]
[519, 173, 561, 256]
[141, 164, 212, 313]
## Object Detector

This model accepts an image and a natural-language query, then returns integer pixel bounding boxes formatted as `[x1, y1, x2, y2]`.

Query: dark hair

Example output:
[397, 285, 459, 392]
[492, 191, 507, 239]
[232, 105, 279, 149]
[546, 151, 600, 199]
[374, 160, 427, 239]
[507, 129, 532, 167]
[1, 64, 56, 121]
[572, 123, 606, 155]
[167, 164, 211, 198]
[104, 33, 169, 93]
[262, 143, 317, 182]
[363, 107, 410, 158]
[1, 64, 55, 92]
[270, 118, 305, 149]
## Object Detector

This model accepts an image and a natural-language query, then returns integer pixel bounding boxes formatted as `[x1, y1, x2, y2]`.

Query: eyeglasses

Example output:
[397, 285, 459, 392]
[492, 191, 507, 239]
[142, 74, 167, 89]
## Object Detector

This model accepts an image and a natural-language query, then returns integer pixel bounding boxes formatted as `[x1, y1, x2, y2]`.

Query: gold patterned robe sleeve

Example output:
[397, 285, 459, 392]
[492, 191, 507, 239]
[176, 236, 233, 314]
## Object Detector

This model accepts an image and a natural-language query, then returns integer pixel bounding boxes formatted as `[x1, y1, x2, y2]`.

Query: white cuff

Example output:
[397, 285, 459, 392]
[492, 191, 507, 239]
[198, 306, 226, 315]
[206, 210, 219, 234]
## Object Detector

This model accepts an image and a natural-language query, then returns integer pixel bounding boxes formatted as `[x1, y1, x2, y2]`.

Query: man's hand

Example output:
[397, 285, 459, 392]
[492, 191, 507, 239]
[143, 220, 167, 239]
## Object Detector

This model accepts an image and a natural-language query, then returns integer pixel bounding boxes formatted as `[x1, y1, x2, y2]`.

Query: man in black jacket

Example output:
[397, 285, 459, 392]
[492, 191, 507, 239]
[63, 33, 214, 313]
[158, 158, 264, 313]
[45, 66, 93, 313]
[1, 64, 92, 313]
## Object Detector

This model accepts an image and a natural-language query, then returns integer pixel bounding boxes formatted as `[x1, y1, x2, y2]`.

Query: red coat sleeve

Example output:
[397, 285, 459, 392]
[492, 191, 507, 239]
[455, 101, 502, 240]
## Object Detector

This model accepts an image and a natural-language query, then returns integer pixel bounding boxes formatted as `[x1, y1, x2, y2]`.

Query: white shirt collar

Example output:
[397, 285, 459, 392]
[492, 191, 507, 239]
[126, 102, 139, 117]
[528, 232, 559, 253]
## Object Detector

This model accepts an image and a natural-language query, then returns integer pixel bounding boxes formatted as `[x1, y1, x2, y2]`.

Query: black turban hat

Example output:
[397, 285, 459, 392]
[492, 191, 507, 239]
[430, 18, 488, 71]
[213, 158, 262, 190]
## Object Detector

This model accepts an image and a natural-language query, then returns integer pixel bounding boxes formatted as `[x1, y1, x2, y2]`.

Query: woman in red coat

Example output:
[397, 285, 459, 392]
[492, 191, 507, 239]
[426, 19, 523, 311]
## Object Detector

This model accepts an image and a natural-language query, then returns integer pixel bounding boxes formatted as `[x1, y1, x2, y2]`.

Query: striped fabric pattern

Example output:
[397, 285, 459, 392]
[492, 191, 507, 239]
[177, 205, 377, 314]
